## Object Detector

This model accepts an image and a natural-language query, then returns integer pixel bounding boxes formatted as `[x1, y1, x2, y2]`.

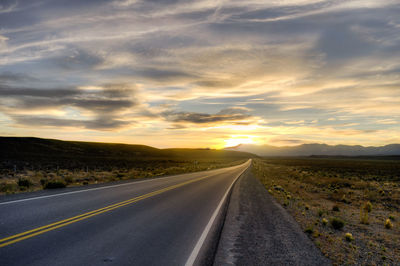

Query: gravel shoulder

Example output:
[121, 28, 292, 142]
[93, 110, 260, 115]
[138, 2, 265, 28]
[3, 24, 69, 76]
[214, 166, 331, 265]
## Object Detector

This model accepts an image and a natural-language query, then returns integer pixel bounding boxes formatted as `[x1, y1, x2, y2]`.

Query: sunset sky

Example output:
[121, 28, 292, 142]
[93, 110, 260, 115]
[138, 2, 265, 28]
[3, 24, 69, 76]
[0, 0, 399, 148]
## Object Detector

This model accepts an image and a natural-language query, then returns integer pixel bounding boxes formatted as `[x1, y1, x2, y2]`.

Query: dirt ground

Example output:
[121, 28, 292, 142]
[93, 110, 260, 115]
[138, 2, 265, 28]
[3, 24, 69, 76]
[252, 158, 400, 265]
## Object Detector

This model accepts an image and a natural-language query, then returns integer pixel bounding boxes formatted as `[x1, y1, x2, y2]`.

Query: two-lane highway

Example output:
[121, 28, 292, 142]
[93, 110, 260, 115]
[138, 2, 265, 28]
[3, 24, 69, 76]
[0, 160, 250, 266]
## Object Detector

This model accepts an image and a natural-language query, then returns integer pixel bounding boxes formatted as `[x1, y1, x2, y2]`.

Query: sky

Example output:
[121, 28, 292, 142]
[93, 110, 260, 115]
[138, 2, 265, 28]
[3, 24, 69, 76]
[0, 0, 399, 148]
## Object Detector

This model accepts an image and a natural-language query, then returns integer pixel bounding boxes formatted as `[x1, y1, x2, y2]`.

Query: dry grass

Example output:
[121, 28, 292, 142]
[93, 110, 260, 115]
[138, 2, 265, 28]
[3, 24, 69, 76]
[0, 159, 246, 195]
[253, 158, 400, 265]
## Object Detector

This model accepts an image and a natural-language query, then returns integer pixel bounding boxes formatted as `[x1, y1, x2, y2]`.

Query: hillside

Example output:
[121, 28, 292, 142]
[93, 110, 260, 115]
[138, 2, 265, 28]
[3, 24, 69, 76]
[0, 137, 255, 171]
[225, 143, 400, 157]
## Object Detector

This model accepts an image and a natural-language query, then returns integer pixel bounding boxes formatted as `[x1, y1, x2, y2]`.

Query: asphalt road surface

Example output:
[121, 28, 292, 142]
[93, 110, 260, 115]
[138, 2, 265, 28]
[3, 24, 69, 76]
[0, 160, 250, 266]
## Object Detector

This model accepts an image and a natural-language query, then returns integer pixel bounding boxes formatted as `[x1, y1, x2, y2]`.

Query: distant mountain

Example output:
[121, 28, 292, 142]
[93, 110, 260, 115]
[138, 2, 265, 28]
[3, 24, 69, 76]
[225, 143, 400, 157]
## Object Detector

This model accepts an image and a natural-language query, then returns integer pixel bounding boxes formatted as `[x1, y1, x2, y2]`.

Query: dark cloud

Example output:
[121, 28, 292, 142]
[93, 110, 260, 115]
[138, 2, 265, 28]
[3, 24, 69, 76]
[0, 83, 137, 130]
[0, 72, 37, 84]
[194, 79, 243, 89]
[167, 124, 187, 130]
[0, 83, 136, 112]
[65, 98, 134, 112]
[12, 98, 136, 114]
[0, 86, 79, 97]
[137, 109, 160, 118]
[100, 83, 136, 98]
[134, 67, 197, 82]
[11, 115, 130, 130]
[163, 107, 252, 124]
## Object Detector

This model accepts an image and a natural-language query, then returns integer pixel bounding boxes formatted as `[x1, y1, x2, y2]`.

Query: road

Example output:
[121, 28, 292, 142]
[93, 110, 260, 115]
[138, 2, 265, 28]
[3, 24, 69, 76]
[0, 160, 250, 266]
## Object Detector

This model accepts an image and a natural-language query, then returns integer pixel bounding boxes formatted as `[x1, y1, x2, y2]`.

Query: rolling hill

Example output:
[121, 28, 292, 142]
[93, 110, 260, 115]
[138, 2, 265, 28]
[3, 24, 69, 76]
[0, 137, 255, 170]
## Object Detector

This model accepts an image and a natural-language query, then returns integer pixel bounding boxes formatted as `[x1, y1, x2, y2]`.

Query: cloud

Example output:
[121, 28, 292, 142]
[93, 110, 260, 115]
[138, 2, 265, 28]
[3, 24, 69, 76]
[163, 107, 253, 124]
[0, 34, 8, 50]
[0, 0, 399, 146]
[193, 79, 243, 89]
[112, 0, 140, 8]
[269, 137, 305, 145]
[0, 86, 79, 98]
[0, 72, 37, 84]
[0, 83, 139, 130]
[0, 83, 136, 110]
[134, 67, 196, 82]
[0, 1, 18, 14]
[11, 115, 130, 130]
[54, 48, 104, 70]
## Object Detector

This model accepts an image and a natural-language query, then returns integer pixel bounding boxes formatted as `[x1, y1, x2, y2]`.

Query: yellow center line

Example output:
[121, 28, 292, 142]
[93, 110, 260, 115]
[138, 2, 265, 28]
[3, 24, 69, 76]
[0, 174, 213, 248]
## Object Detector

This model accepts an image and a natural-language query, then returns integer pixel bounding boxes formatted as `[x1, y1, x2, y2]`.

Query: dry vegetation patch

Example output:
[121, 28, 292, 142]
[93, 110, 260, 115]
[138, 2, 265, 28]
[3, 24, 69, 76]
[253, 158, 400, 265]
[0, 159, 246, 195]
[0, 137, 253, 195]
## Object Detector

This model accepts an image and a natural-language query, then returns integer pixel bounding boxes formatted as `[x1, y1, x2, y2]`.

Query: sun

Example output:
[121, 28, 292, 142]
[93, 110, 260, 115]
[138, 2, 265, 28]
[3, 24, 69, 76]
[223, 135, 257, 148]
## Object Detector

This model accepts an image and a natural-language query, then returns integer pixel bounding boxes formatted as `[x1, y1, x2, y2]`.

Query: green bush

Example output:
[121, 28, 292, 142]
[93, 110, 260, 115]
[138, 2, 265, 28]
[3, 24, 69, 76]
[18, 178, 32, 188]
[360, 210, 369, 224]
[116, 173, 124, 178]
[384, 219, 393, 229]
[331, 217, 345, 230]
[304, 225, 314, 234]
[0, 183, 18, 193]
[360, 201, 372, 225]
[363, 201, 372, 213]
[44, 180, 66, 189]
[345, 232, 354, 242]
[65, 176, 74, 184]
[40, 178, 48, 186]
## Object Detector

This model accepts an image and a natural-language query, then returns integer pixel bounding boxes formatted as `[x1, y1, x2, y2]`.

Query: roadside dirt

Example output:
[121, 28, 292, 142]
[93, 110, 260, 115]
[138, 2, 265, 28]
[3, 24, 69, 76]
[214, 166, 331, 265]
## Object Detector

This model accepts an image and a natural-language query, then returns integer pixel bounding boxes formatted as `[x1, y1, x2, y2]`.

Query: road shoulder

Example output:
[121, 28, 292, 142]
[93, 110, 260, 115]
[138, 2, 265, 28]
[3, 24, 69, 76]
[214, 166, 331, 265]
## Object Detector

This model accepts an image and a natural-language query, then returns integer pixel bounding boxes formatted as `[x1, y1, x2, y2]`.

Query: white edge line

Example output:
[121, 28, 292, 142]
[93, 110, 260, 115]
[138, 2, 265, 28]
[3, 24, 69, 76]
[0, 178, 161, 205]
[0, 161, 248, 206]
[185, 159, 251, 266]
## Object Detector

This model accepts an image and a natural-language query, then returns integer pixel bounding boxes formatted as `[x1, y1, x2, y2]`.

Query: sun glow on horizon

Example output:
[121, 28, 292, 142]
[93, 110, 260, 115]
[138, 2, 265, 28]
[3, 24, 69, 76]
[223, 135, 259, 148]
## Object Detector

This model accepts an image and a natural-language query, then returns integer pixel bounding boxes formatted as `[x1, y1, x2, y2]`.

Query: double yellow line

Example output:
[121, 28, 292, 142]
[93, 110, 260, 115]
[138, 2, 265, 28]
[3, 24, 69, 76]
[0, 174, 211, 248]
